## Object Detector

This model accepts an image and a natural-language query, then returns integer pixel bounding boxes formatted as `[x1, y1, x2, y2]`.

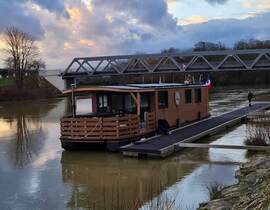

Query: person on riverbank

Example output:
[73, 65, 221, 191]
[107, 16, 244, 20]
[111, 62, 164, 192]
[248, 91, 253, 107]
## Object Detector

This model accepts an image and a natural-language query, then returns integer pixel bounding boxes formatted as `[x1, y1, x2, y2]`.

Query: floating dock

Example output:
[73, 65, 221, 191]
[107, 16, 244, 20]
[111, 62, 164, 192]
[121, 102, 270, 158]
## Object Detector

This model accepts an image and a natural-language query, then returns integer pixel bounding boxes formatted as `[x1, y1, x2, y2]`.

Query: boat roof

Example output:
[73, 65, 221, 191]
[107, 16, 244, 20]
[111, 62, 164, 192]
[62, 83, 207, 94]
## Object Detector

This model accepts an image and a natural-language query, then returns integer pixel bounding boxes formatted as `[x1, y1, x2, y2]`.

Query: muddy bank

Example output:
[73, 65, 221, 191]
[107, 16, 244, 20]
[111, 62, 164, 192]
[198, 152, 270, 210]
[0, 75, 61, 101]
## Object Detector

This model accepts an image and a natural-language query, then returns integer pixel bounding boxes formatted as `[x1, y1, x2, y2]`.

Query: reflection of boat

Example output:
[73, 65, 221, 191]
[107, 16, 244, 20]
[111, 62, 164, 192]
[60, 83, 209, 151]
[61, 151, 203, 210]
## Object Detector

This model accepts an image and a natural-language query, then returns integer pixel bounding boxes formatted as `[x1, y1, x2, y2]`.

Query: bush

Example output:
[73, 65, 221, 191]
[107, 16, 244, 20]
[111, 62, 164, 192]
[245, 116, 270, 146]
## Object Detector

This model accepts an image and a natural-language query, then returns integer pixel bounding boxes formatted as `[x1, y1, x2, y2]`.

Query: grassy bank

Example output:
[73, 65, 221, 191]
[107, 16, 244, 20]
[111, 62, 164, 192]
[198, 152, 270, 210]
[0, 76, 61, 101]
[0, 78, 13, 87]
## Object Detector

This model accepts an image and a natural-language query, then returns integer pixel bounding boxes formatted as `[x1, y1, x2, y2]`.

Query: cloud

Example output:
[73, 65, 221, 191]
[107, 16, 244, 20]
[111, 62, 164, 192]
[182, 12, 270, 45]
[32, 0, 68, 17]
[178, 16, 207, 25]
[30, 0, 182, 68]
[205, 0, 229, 5]
[0, 1, 44, 39]
[92, 0, 179, 31]
[0, 0, 69, 39]
[241, 0, 270, 12]
[120, 11, 270, 55]
[168, 0, 229, 5]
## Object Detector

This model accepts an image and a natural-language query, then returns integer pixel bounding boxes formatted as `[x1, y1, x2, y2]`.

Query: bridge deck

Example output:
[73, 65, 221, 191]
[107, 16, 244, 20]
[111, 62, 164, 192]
[121, 102, 270, 158]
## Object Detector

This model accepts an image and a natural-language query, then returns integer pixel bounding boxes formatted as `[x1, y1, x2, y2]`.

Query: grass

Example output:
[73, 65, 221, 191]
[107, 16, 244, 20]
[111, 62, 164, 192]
[245, 117, 270, 146]
[0, 78, 14, 87]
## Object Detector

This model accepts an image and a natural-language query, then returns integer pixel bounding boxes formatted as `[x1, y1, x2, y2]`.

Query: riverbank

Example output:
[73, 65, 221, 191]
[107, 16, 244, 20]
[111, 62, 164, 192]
[199, 152, 270, 210]
[0, 75, 61, 101]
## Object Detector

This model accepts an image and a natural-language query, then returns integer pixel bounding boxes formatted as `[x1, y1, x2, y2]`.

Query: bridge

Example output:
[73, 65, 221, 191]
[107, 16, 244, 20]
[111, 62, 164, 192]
[62, 49, 270, 79]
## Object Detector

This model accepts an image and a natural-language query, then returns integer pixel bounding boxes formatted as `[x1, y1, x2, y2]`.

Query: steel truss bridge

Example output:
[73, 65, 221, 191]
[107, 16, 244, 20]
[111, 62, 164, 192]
[62, 49, 270, 78]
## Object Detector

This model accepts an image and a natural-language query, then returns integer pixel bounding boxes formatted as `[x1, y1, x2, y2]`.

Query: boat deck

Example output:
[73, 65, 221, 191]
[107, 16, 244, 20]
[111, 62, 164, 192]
[121, 102, 270, 158]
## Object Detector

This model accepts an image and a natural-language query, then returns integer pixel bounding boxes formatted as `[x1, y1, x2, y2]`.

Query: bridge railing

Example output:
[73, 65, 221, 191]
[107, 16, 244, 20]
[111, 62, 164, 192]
[62, 49, 270, 77]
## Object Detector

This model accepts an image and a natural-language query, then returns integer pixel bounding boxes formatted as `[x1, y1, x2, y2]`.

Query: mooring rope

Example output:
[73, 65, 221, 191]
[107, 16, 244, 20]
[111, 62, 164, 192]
[76, 118, 103, 140]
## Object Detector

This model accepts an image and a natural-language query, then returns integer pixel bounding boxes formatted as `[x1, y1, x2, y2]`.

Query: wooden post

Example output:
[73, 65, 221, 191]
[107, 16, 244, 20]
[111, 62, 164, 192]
[137, 92, 141, 116]
[129, 92, 141, 116]
[71, 84, 76, 117]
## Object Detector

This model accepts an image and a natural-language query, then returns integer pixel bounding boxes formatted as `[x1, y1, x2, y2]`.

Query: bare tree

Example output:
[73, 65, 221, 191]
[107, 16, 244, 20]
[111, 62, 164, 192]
[193, 41, 228, 51]
[3, 27, 45, 88]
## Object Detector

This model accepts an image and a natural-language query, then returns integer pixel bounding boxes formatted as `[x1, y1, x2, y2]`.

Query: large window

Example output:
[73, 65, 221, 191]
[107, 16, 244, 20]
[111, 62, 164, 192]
[111, 95, 124, 113]
[195, 88, 202, 103]
[124, 95, 136, 113]
[158, 91, 168, 109]
[185, 89, 192, 104]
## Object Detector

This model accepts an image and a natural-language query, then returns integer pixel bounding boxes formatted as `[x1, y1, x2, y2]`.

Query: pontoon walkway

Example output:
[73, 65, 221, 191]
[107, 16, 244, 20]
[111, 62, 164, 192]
[121, 102, 270, 158]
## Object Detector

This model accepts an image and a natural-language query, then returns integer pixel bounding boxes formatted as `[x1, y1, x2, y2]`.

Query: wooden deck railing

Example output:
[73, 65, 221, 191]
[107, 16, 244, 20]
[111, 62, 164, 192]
[61, 112, 156, 141]
[145, 112, 156, 131]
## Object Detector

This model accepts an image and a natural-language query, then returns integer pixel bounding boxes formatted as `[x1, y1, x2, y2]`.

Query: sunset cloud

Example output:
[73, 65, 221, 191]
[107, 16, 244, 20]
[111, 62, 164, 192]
[241, 0, 270, 11]
[178, 16, 207, 25]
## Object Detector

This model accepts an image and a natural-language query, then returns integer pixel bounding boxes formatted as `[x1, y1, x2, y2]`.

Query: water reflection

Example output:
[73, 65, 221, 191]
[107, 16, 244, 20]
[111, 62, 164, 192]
[61, 151, 204, 209]
[0, 100, 60, 168]
[11, 114, 45, 168]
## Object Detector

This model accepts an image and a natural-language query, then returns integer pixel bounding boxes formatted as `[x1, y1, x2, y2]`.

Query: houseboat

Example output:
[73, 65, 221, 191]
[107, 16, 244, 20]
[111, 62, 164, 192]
[60, 83, 209, 151]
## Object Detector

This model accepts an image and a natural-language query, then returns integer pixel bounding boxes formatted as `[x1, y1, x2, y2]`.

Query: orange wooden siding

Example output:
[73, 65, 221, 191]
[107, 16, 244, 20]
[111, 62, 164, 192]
[156, 86, 209, 127]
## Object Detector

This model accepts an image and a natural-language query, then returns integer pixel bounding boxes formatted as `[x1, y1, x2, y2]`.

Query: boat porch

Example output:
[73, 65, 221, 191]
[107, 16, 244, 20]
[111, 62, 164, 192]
[61, 112, 156, 142]
[61, 85, 157, 143]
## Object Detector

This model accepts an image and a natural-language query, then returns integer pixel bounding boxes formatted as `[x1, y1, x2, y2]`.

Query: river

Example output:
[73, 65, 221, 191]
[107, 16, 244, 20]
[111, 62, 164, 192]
[0, 86, 269, 210]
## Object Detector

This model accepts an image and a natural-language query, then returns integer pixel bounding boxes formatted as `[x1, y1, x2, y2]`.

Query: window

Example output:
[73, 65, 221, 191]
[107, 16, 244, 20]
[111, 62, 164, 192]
[195, 88, 202, 103]
[97, 94, 109, 112]
[111, 95, 124, 113]
[139, 93, 151, 120]
[124, 95, 136, 113]
[76, 97, 92, 114]
[158, 91, 168, 109]
[185, 89, 192, 104]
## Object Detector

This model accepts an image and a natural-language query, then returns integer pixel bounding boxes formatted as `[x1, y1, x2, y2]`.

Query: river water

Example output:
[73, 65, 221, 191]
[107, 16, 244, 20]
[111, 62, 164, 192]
[0, 87, 269, 210]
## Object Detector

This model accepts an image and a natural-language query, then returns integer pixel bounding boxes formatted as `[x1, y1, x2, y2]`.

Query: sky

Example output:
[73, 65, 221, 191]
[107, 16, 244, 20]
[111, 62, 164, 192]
[0, 0, 270, 69]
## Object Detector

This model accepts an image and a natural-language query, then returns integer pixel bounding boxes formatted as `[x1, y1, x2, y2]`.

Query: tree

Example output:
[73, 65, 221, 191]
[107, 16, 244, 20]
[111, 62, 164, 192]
[3, 27, 45, 88]
[193, 41, 228, 51]
[161, 47, 181, 54]
[233, 39, 270, 50]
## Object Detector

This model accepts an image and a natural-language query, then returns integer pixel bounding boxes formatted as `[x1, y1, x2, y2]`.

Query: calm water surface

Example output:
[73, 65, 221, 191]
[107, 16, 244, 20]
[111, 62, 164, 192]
[0, 87, 269, 210]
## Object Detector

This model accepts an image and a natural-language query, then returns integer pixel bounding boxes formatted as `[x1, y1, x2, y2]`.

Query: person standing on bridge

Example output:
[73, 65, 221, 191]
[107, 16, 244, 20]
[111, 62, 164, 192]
[248, 91, 254, 107]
